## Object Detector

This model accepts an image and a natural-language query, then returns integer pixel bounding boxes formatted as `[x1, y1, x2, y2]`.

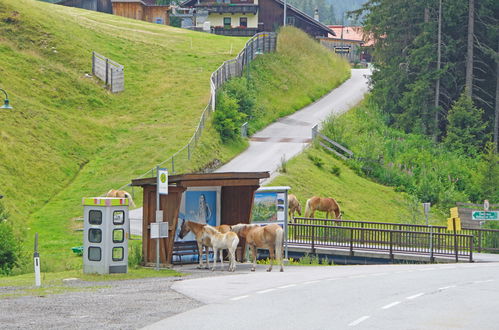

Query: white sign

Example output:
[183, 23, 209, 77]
[150, 222, 169, 239]
[157, 168, 168, 195]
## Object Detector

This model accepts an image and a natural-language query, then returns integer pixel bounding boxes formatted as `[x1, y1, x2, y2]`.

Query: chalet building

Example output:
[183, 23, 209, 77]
[318, 25, 373, 63]
[111, 0, 170, 25]
[180, 0, 333, 38]
[56, 0, 113, 13]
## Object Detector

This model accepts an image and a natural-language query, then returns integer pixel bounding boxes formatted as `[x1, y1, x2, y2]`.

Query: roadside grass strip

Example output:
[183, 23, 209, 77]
[348, 316, 371, 326]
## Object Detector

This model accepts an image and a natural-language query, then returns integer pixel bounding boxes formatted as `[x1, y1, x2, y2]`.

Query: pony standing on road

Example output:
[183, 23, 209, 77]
[178, 220, 231, 269]
[288, 194, 302, 222]
[201, 225, 239, 272]
[304, 196, 342, 219]
[106, 189, 136, 208]
[231, 223, 284, 272]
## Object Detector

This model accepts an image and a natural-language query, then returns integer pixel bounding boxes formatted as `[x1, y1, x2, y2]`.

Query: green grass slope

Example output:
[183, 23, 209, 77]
[0, 0, 247, 270]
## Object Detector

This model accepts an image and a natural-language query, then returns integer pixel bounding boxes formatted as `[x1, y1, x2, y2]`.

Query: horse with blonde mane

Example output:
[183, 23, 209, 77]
[304, 196, 341, 219]
[201, 225, 239, 272]
[231, 223, 284, 272]
[288, 194, 302, 222]
[178, 220, 231, 269]
[106, 189, 136, 208]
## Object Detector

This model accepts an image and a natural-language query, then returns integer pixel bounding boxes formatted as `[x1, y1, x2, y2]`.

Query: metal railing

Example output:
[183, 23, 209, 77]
[293, 217, 499, 254]
[288, 222, 474, 262]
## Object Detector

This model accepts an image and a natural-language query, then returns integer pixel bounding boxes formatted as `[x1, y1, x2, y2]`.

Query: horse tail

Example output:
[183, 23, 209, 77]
[123, 191, 136, 208]
[275, 226, 284, 271]
[304, 198, 312, 218]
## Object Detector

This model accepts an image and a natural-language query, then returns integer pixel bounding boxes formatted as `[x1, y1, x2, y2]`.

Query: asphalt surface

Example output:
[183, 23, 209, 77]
[143, 262, 499, 330]
[129, 68, 371, 235]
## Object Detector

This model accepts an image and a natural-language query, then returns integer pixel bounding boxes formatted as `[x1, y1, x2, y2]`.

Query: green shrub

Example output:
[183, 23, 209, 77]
[330, 165, 341, 176]
[0, 203, 20, 275]
[213, 91, 247, 143]
[307, 154, 324, 168]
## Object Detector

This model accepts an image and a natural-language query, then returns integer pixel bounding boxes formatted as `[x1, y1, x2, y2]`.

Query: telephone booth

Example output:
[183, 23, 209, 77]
[82, 197, 129, 274]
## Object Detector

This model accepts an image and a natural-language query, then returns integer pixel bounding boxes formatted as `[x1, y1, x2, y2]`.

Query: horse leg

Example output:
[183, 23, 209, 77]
[267, 246, 275, 272]
[229, 248, 236, 272]
[250, 245, 257, 272]
[197, 242, 204, 269]
[219, 248, 224, 271]
[211, 248, 217, 272]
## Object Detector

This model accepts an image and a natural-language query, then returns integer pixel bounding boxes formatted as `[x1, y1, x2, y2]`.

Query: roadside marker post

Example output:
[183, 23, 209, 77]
[34, 233, 41, 287]
[155, 167, 169, 270]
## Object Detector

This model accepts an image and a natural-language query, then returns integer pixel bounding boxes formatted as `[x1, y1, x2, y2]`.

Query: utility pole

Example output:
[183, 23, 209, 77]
[283, 0, 287, 26]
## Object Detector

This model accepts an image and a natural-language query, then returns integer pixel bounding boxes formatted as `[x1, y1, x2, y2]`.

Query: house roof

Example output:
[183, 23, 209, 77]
[327, 25, 374, 46]
[111, 0, 170, 6]
[180, 0, 334, 36]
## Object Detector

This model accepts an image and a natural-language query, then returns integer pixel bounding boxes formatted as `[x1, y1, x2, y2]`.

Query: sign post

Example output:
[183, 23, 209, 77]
[423, 202, 431, 225]
[155, 167, 169, 270]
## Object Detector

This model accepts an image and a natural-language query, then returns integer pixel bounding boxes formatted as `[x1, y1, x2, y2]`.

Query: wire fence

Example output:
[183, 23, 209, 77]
[117, 32, 277, 191]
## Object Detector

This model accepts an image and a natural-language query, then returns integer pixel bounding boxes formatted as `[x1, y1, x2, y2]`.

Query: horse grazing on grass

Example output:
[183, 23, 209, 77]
[178, 220, 231, 269]
[304, 196, 342, 219]
[201, 225, 239, 272]
[288, 194, 302, 222]
[231, 223, 284, 272]
[106, 189, 136, 208]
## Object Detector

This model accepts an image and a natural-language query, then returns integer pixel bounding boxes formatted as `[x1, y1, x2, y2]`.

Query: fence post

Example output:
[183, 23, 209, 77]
[349, 229, 354, 256]
[389, 231, 394, 260]
[312, 124, 318, 140]
[105, 59, 109, 85]
[429, 226, 434, 263]
[311, 226, 315, 254]
[171, 156, 175, 174]
[453, 218, 458, 262]
[187, 143, 191, 160]
[478, 230, 482, 253]
[469, 236, 473, 263]
[92, 52, 95, 76]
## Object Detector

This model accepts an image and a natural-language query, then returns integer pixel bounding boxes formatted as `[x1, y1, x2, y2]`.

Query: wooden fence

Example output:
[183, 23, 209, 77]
[92, 52, 124, 93]
[312, 124, 353, 160]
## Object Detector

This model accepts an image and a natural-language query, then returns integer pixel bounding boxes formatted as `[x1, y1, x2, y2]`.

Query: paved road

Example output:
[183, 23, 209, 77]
[216, 68, 370, 179]
[129, 69, 370, 235]
[143, 262, 499, 330]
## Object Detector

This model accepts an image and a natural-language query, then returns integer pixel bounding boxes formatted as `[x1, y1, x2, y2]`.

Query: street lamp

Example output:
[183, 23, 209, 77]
[0, 88, 13, 109]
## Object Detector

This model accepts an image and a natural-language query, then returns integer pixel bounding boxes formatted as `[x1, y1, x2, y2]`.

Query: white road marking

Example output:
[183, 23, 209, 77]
[304, 280, 320, 284]
[406, 293, 424, 300]
[278, 284, 297, 289]
[418, 268, 435, 271]
[230, 295, 249, 301]
[371, 272, 388, 276]
[257, 288, 276, 294]
[438, 285, 456, 291]
[382, 301, 401, 309]
[474, 280, 493, 284]
[348, 315, 371, 326]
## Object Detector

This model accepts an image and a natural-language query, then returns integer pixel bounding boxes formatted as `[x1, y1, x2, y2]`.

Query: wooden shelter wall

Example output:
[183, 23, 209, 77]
[112, 3, 143, 20]
[221, 186, 259, 225]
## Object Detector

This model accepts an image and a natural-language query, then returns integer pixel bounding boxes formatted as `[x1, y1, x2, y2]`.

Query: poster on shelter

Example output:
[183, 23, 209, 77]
[175, 189, 219, 242]
[251, 192, 280, 224]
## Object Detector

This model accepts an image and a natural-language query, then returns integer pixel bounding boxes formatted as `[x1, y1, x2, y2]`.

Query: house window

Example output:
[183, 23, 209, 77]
[240, 17, 248, 28]
[223, 17, 231, 28]
[286, 16, 296, 26]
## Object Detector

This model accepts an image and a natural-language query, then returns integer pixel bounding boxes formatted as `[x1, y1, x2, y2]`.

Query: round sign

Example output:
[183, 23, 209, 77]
[160, 173, 167, 183]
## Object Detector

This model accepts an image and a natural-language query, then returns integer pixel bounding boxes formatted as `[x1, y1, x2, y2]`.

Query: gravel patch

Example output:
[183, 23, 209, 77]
[0, 264, 246, 330]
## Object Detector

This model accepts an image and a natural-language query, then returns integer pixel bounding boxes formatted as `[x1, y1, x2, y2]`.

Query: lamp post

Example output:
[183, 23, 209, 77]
[0, 88, 13, 109]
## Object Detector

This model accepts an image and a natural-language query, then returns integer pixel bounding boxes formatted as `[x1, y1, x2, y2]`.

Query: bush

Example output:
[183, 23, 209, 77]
[213, 91, 247, 143]
[0, 203, 20, 275]
[307, 154, 324, 168]
[330, 165, 341, 176]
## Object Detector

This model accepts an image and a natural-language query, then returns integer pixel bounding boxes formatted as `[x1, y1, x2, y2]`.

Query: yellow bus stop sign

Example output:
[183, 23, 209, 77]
[447, 217, 461, 231]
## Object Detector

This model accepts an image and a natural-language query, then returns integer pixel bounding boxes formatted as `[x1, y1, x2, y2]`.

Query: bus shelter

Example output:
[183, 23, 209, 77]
[131, 171, 269, 267]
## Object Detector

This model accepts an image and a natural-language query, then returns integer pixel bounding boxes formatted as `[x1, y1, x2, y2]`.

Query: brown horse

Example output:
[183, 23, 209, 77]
[288, 194, 302, 222]
[178, 220, 231, 269]
[304, 196, 342, 219]
[231, 223, 284, 272]
[106, 189, 136, 208]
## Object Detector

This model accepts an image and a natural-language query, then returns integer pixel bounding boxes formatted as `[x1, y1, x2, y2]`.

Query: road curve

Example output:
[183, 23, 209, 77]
[215, 68, 371, 179]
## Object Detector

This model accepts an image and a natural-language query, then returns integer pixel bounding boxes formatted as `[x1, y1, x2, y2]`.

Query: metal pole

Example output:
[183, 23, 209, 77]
[429, 226, 434, 263]
[284, 190, 289, 261]
[283, 0, 287, 26]
[156, 166, 160, 270]
[453, 218, 458, 262]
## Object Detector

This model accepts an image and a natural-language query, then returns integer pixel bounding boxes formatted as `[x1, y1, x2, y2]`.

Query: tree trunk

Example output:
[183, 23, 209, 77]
[434, 0, 442, 141]
[465, 0, 474, 97]
[494, 40, 499, 152]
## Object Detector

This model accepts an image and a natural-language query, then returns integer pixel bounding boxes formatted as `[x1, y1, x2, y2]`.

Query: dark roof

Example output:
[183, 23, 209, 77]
[131, 172, 270, 187]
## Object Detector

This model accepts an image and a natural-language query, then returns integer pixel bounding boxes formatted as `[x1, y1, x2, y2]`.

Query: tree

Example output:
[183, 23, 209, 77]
[444, 93, 488, 157]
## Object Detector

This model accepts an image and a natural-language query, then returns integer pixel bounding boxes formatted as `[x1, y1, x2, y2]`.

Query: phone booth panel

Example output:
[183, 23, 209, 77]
[82, 197, 129, 274]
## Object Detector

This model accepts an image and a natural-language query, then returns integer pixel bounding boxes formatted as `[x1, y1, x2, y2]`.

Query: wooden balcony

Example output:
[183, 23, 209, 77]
[195, 4, 258, 15]
[212, 26, 258, 37]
